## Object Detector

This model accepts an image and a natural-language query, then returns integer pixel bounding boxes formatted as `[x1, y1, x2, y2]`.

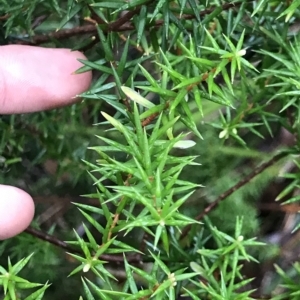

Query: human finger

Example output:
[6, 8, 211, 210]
[0, 185, 34, 240]
[0, 45, 92, 114]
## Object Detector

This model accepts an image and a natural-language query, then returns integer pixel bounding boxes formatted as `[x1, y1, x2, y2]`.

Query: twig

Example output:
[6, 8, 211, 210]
[141, 102, 169, 127]
[87, 6, 106, 25]
[24, 226, 142, 263]
[180, 151, 288, 240]
[16, 25, 97, 45]
[13, 1, 251, 46]
[24, 227, 81, 253]
[107, 174, 132, 241]
[32, 15, 48, 29]
[108, 6, 143, 31]
[0, 14, 9, 20]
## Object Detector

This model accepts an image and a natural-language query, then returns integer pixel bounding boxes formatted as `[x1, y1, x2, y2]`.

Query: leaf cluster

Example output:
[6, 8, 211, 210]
[2, 0, 300, 299]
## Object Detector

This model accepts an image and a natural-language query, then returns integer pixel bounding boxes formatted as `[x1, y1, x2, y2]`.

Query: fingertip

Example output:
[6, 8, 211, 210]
[0, 185, 35, 240]
[0, 45, 93, 114]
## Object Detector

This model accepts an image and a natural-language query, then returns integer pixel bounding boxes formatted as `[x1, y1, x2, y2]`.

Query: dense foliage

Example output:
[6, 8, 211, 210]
[1, 0, 300, 299]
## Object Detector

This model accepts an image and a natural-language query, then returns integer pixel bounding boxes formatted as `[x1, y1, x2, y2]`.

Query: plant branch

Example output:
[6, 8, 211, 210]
[24, 226, 188, 264]
[24, 226, 142, 263]
[108, 6, 143, 31]
[180, 151, 288, 240]
[13, 1, 252, 46]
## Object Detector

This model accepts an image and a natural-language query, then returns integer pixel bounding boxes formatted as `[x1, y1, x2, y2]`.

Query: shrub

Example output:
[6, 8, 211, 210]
[1, 0, 300, 299]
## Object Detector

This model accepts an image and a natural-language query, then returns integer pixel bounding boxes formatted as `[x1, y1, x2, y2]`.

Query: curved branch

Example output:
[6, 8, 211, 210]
[13, 1, 251, 46]
[180, 151, 288, 240]
[24, 226, 142, 263]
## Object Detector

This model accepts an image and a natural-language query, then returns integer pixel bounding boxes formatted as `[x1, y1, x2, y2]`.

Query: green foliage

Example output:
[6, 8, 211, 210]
[0, 254, 50, 300]
[2, 0, 300, 299]
[273, 263, 300, 300]
[189, 218, 263, 300]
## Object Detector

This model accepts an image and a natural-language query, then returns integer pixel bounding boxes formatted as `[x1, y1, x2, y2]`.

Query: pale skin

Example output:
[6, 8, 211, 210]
[0, 45, 92, 240]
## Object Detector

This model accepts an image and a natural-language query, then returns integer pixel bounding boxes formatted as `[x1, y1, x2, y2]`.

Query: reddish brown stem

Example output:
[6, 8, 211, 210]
[12, 1, 251, 46]
[25, 226, 141, 263]
[180, 151, 287, 240]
